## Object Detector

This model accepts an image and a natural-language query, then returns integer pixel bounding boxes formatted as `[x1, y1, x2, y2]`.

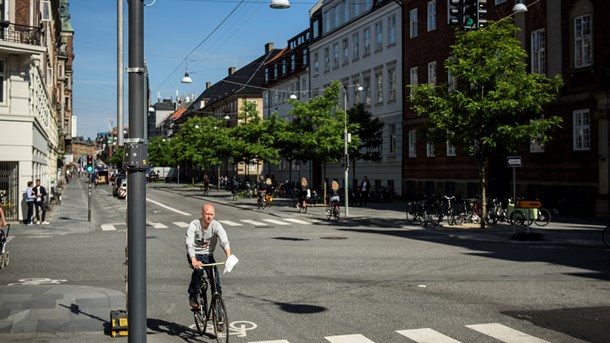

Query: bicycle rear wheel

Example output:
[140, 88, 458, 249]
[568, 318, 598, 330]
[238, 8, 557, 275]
[334, 205, 340, 220]
[325, 205, 332, 220]
[405, 204, 420, 224]
[212, 296, 229, 343]
[534, 208, 551, 227]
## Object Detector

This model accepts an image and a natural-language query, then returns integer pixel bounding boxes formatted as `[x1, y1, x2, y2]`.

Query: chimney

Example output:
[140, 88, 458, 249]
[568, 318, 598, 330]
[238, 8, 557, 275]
[265, 42, 274, 53]
[228, 67, 236, 76]
[206, 82, 212, 89]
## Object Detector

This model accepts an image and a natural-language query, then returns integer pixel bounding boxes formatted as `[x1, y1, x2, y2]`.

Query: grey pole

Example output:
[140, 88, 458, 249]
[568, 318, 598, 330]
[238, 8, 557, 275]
[117, 0, 124, 147]
[127, 0, 147, 341]
[343, 87, 349, 218]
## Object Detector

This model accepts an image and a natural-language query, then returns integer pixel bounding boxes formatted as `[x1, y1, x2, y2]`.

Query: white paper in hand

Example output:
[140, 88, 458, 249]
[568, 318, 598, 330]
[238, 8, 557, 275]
[224, 255, 239, 274]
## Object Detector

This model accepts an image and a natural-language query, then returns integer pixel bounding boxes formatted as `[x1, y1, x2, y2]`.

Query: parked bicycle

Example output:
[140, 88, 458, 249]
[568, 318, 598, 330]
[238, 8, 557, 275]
[191, 261, 228, 342]
[405, 196, 442, 227]
[441, 195, 463, 226]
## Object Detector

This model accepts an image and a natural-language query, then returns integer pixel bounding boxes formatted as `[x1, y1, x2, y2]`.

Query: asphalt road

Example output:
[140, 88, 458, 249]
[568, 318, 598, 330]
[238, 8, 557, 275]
[0, 178, 609, 342]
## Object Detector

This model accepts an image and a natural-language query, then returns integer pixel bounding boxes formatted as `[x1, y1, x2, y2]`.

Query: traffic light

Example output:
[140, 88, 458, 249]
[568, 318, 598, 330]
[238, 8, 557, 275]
[449, 0, 462, 27]
[86, 154, 94, 173]
[477, 0, 487, 28]
[462, 0, 478, 29]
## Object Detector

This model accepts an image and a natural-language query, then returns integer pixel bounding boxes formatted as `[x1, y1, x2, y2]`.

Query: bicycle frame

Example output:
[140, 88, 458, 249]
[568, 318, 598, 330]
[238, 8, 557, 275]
[192, 262, 228, 341]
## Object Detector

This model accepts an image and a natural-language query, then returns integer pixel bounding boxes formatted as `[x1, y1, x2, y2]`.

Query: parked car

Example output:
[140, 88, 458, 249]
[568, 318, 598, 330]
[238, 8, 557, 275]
[117, 180, 127, 199]
[112, 174, 126, 197]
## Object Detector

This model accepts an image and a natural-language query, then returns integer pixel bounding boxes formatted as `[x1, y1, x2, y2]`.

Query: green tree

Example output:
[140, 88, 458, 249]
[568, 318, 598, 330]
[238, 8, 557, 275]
[231, 100, 280, 179]
[347, 103, 384, 182]
[148, 136, 174, 167]
[409, 20, 563, 228]
[289, 80, 360, 197]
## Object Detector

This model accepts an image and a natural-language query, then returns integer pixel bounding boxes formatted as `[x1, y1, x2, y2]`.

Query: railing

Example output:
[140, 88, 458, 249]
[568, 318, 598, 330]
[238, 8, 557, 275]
[0, 21, 41, 46]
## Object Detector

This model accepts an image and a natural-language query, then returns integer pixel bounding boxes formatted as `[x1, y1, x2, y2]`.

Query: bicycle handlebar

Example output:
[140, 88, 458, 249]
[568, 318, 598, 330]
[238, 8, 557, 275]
[189, 261, 225, 269]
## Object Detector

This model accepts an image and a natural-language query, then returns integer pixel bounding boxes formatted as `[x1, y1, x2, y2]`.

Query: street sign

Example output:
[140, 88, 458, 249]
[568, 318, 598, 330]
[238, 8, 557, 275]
[507, 156, 522, 167]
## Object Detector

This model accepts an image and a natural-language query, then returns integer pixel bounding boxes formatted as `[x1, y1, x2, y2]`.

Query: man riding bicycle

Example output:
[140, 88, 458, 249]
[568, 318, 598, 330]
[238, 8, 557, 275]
[185, 203, 231, 312]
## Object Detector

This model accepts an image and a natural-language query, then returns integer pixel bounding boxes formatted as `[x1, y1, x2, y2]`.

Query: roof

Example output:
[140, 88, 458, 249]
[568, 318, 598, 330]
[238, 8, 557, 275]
[188, 48, 284, 112]
[169, 108, 186, 121]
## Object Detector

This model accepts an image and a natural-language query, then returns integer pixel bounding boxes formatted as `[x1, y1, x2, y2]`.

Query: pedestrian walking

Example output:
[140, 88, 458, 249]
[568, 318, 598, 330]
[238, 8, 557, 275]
[359, 176, 370, 207]
[34, 179, 49, 225]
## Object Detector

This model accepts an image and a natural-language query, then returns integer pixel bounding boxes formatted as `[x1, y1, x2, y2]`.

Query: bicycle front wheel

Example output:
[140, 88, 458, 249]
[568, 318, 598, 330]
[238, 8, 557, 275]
[212, 296, 229, 343]
[534, 208, 551, 227]
[193, 291, 208, 335]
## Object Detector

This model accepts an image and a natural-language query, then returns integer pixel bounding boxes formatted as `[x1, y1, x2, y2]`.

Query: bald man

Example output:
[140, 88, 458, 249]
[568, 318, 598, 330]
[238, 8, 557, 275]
[185, 203, 231, 310]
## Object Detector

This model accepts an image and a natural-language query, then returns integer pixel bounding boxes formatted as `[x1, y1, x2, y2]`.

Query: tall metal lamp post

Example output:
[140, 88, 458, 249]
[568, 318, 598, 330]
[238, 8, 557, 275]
[343, 85, 363, 218]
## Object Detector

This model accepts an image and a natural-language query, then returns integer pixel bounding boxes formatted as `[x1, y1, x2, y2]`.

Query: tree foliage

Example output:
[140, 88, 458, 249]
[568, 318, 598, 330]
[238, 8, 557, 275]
[409, 20, 563, 227]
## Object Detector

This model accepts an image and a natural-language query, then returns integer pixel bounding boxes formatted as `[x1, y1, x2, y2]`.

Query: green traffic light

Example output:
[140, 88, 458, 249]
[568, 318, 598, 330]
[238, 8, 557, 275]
[465, 18, 475, 26]
[87, 166, 93, 173]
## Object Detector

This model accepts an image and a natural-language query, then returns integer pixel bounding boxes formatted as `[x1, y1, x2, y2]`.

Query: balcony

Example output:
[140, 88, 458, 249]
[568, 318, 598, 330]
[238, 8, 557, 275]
[0, 21, 41, 46]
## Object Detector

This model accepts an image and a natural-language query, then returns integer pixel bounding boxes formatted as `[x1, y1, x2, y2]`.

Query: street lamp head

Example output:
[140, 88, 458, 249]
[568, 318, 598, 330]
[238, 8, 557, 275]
[289, 94, 298, 100]
[357, 86, 364, 91]
[270, 0, 290, 9]
[181, 71, 193, 84]
[512, 0, 527, 13]
[224, 115, 230, 121]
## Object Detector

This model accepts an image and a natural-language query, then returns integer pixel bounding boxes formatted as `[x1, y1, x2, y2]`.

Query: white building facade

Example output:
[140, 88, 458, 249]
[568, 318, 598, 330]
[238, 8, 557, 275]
[309, 0, 403, 195]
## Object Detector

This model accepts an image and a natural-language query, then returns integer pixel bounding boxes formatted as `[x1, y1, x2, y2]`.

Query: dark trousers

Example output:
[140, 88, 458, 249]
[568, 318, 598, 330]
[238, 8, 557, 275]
[26, 201, 34, 224]
[360, 191, 369, 206]
[35, 201, 46, 222]
[188, 254, 221, 296]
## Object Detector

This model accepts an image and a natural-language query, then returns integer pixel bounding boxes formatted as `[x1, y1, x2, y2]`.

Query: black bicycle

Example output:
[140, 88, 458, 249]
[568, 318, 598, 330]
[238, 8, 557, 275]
[325, 198, 340, 220]
[191, 262, 228, 342]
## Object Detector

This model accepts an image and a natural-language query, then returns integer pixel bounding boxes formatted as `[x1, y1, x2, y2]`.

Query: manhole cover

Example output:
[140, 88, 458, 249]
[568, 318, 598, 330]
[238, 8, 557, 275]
[320, 236, 348, 240]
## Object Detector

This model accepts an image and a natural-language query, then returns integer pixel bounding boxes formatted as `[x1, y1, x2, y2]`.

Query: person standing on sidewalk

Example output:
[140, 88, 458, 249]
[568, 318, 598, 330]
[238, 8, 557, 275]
[359, 176, 370, 207]
[25, 181, 36, 225]
[34, 179, 49, 225]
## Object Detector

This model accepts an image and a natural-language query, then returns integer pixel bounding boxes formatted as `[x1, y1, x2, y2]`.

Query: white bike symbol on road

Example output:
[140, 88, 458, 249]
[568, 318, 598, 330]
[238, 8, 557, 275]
[189, 320, 257, 337]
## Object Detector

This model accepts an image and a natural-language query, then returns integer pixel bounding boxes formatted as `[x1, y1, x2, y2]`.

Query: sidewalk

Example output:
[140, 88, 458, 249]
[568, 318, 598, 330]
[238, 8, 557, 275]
[152, 183, 608, 248]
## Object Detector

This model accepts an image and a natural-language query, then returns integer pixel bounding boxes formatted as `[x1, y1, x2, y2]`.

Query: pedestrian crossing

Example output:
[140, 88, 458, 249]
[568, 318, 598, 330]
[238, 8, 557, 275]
[100, 217, 318, 231]
[250, 323, 550, 343]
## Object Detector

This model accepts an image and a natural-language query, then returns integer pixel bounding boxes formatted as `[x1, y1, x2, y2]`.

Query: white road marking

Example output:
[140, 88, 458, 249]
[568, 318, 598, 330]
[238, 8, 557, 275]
[284, 218, 309, 225]
[325, 334, 375, 343]
[219, 220, 243, 227]
[101, 223, 118, 231]
[149, 222, 168, 229]
[173, 221, 189, 228]
[397, 328, 462, 342]
[466, 323, 550, 343]
[241, 219, 268, 226]
[263, 219, 291, 226]
[146, 198, 191, 216]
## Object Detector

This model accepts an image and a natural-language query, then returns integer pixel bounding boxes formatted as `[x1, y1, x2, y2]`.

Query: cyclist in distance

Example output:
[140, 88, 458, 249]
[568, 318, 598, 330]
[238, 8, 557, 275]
[297, 177, 309, 208]
[185, 203, 231, 309]
[329, 179, 340, 203]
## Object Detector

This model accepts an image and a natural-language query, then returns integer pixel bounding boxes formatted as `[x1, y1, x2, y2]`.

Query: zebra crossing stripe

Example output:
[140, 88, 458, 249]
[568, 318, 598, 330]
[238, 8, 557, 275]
[173, 222, 189, 228]
[241, 219, 268, 226]
[219, 220, 243, 227]
[101, 224, 117, 231]
[263, 219, 291, 226]
[465, 323, 550, 343]
[325, 334, 375, 343]
[396, 328, 461, 343]
[284, 218, 309, 225]
[149, 222, 168, 229]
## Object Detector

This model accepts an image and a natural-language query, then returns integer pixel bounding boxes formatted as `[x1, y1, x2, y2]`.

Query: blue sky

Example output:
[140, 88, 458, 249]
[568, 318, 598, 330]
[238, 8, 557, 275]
[71, 0, 313, 139]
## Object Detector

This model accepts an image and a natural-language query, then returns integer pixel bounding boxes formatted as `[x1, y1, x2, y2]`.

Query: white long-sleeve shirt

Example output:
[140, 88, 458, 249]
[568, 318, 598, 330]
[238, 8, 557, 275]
[185, 218, 230, 258]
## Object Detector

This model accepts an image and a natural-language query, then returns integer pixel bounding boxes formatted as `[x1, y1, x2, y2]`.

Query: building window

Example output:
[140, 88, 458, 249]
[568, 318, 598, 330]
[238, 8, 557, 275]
[375, 21, 383, 51]
[42, 0, 51, 21]
[409, 129, 417, 158]
[333, 43, 339, 68]
[344, 1, 350, 23]
[363, 76, 371, 105]
[47, 66, 53, 86]
[282, 60, 287, 76]
[376, 71, 383, 104]
[343, 38, 349, 64]
[314, 52, 319, 75]
[389, 123, 397, 153]
[428, 61, 436, 86]
[324, 10, 331, 33]
[303, 48, 309, 66]
[410, 67, 418, 94]
[388, 14, 397, 46]
[324, 47, 330, 72]
[354, 83, 361, 104]
[334, 4, 340, 29]
[291, 54, 296, 72]
[426, 141, 436, 157]
[427, 1, 436, 32]
[352, 32, 360, 60]
[0, 59, 4, 103]
[446, 142, 456, 156]
[574, 14, 592, 68]
[410, 8, 418, 38]
[354, 0, 361, 17]
[264, 68, 269, 83]
[364, 27, 371, 56]
[573, 109, 590, 151]
[389, 68, 396, 101]
[531, 29, 546, 74]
